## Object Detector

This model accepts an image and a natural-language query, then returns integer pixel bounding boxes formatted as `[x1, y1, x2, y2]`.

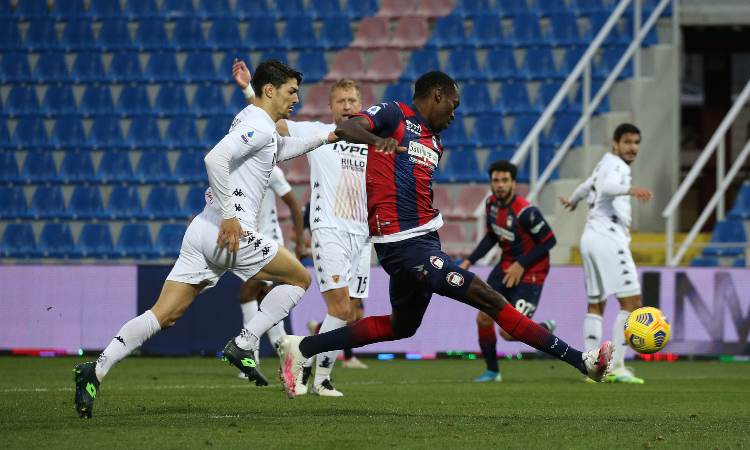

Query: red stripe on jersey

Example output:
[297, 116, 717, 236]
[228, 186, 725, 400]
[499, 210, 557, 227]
[367, 150, 399, 236]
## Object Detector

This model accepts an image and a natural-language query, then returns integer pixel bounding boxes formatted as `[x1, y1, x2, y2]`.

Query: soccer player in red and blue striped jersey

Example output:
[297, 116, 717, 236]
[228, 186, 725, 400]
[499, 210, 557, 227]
[277, 72, 613, 397]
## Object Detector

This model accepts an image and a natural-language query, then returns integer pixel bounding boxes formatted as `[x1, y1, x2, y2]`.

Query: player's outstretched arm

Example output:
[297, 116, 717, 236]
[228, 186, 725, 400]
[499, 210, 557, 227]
[232, 58, 254, 104]
[277, 132, 338, 161]
[335, 116, 405, 154]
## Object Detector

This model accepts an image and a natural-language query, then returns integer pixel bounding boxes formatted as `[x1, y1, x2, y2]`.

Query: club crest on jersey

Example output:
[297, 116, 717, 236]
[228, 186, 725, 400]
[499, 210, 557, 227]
[430, 256, 444, 269]
[446, 271, 464, 287]
[405, 120, 422, 136]
[241, 130, 254, 144]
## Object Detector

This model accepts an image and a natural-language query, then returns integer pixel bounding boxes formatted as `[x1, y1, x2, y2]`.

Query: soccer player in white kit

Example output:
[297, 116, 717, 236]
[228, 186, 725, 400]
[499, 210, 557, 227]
[560, 123, 653, 384]
[233, 60, 371, 397]
[73, 60, 338, 418]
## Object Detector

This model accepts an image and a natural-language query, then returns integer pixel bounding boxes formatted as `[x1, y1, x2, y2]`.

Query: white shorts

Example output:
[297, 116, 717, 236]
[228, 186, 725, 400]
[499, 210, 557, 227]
[167, 208, 279, 290]
[580, 224, 641, 302]
[311, 227, 371, 298]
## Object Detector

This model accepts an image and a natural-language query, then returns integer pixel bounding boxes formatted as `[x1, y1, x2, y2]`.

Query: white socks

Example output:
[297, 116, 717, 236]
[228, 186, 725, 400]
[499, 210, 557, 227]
[235, 284, 305, 351]
[266, 321, 287, 351]
[240, 300, 258, 329]
[583, 313, 603, 353]
[313, 314, 348, 386]
[610, 310, 630, 371]
[95, 310, 161, 382]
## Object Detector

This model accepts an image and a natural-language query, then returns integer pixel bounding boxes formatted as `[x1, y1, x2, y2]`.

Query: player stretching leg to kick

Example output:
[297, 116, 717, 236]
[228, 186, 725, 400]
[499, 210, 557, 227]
[73, 60, 339, 418]
[233, 60, 372, 397]
[459, 160, 557, 383]
[277, 71, 614, 398]
[560, 123, 652, 384]
[237, 165, 306, 378]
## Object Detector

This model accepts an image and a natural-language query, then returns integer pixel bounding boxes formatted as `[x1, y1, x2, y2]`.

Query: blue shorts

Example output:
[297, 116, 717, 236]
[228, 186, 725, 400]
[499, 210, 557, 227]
[374, 232, 475, 308]
[487, 265, 544, 318]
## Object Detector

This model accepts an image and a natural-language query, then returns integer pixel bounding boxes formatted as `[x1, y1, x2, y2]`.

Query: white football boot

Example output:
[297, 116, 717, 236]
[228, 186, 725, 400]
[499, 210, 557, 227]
[278, 335, 306, 398]
[582, 341, 614, 382]
[312, 379, 344, 397]
[341, 356, 368, 369]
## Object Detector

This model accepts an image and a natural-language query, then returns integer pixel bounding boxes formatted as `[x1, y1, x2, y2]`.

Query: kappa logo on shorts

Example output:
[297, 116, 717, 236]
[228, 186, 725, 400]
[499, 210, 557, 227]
[446, 271, 464, 287]
[429, 256, 444, 269]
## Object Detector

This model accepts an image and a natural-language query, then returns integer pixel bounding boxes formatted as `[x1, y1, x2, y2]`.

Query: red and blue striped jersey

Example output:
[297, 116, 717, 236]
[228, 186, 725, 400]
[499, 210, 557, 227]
[352, 102, 443, 242]
[485, 194, 554, 284]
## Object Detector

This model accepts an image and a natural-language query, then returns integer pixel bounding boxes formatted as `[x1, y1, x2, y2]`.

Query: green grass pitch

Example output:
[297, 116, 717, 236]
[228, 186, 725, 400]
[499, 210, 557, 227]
[1, 356, 748, 449]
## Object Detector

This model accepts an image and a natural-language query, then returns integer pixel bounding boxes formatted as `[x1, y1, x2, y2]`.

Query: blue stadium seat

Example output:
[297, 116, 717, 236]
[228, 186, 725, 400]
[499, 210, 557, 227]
[572, 0, 611, 15]
[441, 117, 471, 148]
[235, 0, 276, 20]
[460, 84, 493, 114]
[42, 84, 78, 117]
[524, 46, 562, 80]
[343, 0, 378, 19]
[309, 0, 345, 19]
[14, 0, 50, 19]
[70, 52, 106, 82]
[6, 85, 41, 117]
[76, 223, 116, 258]
[98, 19, 133, 51]
[162, 0, 195, 17]
[382, 82, 413, 104]
[144, 51, 181, 82]
[227, 86, 247, 110]
[165, 119, 201, 150]
[542, 112, 582, 148]
[174, 151, 207, 183]
[24, 20, 58, 50]
[0, 151, 20, 183]
[510, 13, 545, 47]
[61, 20, 96, 50]
[115, 223, 153, 259]
[134, 151, 172, 182]
[537, 0, 569, 16]
[89, 116, 126, 151]
[106, 186, 142, 219]
[441, 149, 481, 183]
[51, 118, 88, 150]
[642, 0, 672, 17]
[496, 82, 534, 114]
[624, 16, 659, 46]
[68, 185, 105, 219]
[183, 51, 220, 83]
[474, 114, 508, 148]
[281, 0, 307, 19]
[182, 186, 207, 216]
[245, 19, 280, 50]
[0, 120, 8, 145]
[80, 85, 115, 116]
[206, 18, 241, 51]
[13, 117, 49, 150]
[28, 186, 66, 219]
[728, 182, 750, 220]
[485, 149, 516, 170]
[123, 0, 160, 18]
[32, 52, 69, 82]
[549, 13, 585, 47]
[1, 223, 37, 258]
[453, 0, 491, 18]
[319, 18, 353, 49]
[192, 84, 226, 116]
[571, 80, 610, 114]
[109, 51, 144, 82]
[690, 257, 719, 267]
[98, 151, 134, 183]
[154, 85, 190, 117]
[0, 186, 28, 219]
[564, 46, 586, 73]
[196, 0, 231, 18]
[0, 52, 31, 83]
[116, 85, 151, 116]
[201, 115, 232, 146]
[153, 223, 187, 257]
[590, 12, 629, 45]
[142, 186, 181, 219]
[51, 0, 86, 19]
[400, 49, 441, 81]
[483, 49, 521, 80]
[259, 50, 289, 64]
[497, 0, 535, 16]
[703, 220, 746, 257]
[59, 151, 96, 182]
[426, 16, 466, 49]
[88, 0, 123, 19]
[507, 113, 538, 146]
[172, 18, 205, 50]
[468, 14, 504, 48]
[296, 51, 328, 83]
[134, 19, 169, 50]
[446, 49, 483, 81]
[0, 0, 10, 17]
[282, 17, 320, 50]
[536, 81, 571, 112]
[594, 45, 633, 80]
[126, 118, 164, 150]
[733, 258, 746, 267]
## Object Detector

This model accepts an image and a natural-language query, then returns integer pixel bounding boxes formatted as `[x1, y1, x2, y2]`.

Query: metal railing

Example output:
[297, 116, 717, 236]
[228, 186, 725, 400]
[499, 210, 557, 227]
[507, 0, 678, 203]
[662, 79, 750, 266]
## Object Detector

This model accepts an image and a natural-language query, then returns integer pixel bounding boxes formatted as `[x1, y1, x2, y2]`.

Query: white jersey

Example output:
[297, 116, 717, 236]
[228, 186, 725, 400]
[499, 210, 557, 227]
[203, 105, 327, 232]
[287, 120, 369, 236]
[257, 166, 292, 245]
[569, 152, 632, 237]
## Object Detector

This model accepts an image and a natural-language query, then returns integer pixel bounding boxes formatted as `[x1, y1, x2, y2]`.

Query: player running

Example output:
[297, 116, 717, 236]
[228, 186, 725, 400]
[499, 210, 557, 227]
[560, 123, 653, 384]
[73, 60, 339, 418]
[276, 71, 614, 398]
[459, 160, 557, 383]
[233, 60, 372, 397]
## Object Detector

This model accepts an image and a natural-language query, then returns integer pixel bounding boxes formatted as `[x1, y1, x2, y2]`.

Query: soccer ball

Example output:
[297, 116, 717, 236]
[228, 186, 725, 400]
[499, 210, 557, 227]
[624, 307, 671, 354]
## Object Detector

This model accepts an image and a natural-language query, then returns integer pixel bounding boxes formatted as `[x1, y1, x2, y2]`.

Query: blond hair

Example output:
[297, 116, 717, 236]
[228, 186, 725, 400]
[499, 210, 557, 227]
[329, 79, 361, 102]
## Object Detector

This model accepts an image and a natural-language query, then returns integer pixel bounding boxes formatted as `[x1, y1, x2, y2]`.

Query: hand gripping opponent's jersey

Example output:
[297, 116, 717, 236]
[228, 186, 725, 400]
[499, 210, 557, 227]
[352, 101, 444, 243]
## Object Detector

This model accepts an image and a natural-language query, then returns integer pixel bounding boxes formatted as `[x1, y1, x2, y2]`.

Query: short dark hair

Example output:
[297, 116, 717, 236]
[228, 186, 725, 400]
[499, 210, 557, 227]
[613, 123, 641, 142]
[251, 59, 303, 97]
[413, 71, 457, 100]
[487, 160, 517, 181]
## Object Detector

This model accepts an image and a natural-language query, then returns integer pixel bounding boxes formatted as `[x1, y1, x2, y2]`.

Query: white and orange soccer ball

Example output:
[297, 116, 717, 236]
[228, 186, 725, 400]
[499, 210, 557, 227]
[624, 307, 671, 354]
